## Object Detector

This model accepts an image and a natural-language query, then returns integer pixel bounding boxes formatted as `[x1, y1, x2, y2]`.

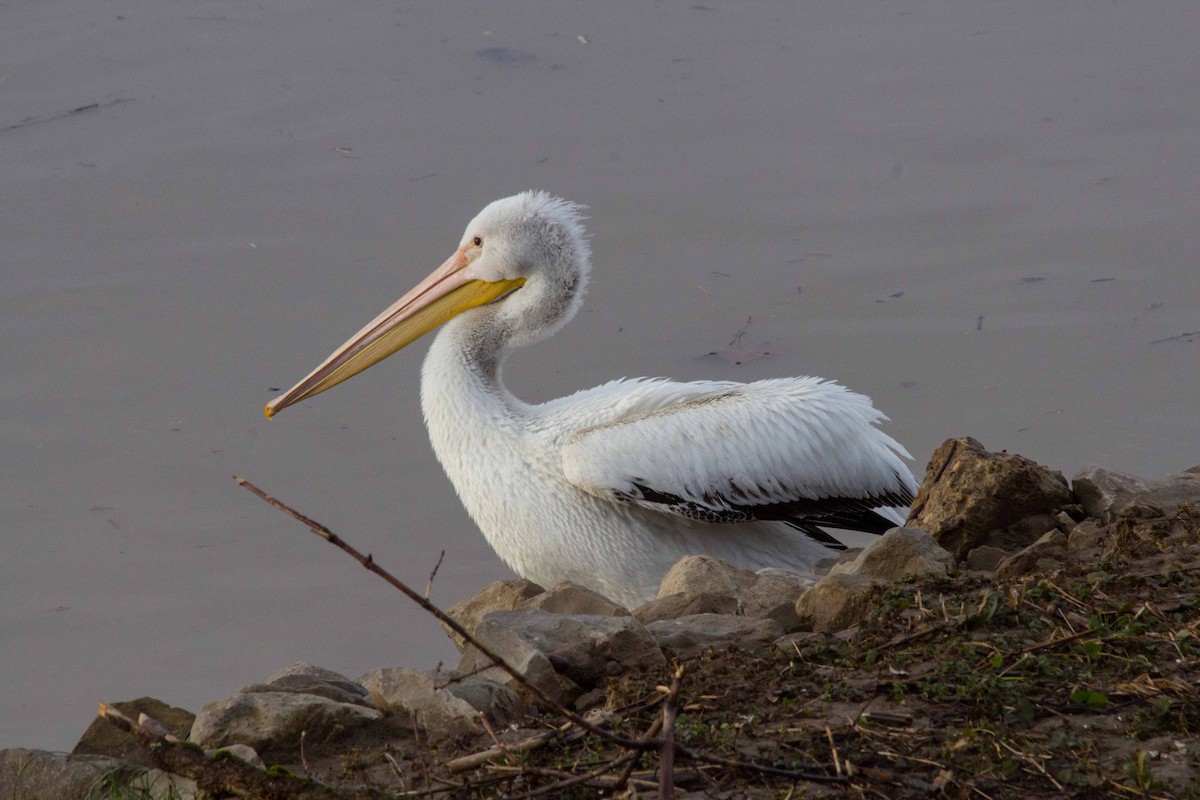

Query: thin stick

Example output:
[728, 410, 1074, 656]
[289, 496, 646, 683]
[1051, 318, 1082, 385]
[446, 727, 557, 773]
[235, 476, 653, 752]
[825, 725, 842, 778]
[659, 665, 684, 799]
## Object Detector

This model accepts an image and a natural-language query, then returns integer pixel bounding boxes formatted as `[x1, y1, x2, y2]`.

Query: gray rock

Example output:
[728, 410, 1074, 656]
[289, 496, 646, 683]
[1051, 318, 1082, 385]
[739, 568, 816, 631]
[1054, 510, 1079, 533]
[1073, 465, 1200, 523]
[993, 530, 1069, 581]
[211, 743, 264, 769]
[829, 527, 954, 582]
[909, 437, 1073, 560]
[1072, 466, 1151, 522]
[358, 668, 481, 741]
[518, 581, 629, 617]
[0, 749, 123, 800]
[189, 691, 382, 757]
[794, 573, 889, 633]
[0, 748, 196, 800]
[633, 591, 739, 624]
[73, 696, 195, 768]
[646, 614, 784, 657]
[443, 578, 545, 650]
[241, 662, 371, 706]
[965, 545, 1009, 572]
[652, 557, 813, 631]
[458, 610, 665, 705]
[441, 674, 524, 726]
[657, 555, 758, 599]
[1067, 519, 1111, 558]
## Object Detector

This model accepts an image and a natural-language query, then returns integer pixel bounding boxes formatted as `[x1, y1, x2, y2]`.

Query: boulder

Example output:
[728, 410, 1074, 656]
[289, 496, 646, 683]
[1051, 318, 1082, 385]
[518, 581, 629, 617]
[73, 696, 195, 768]
[0, 748, 196, 800]
[794, 573, 888, 633]
[1073, 465, 1200, 523]
[829, 527, 953, 582]
[443, 579, 545, 650]
[440, 674, 524, 726]
[458, 610, 665, 705]
[240, 662, 371, 707]
[634, 591, 739, 624]
[189, 691, 382, 758]
[993, 530, 1069, 581]
[1, 749, 122, 800]
[657, 555, 757, 599]
[358, 668, 482, 742]
[739, 569, 816, 631]
[646, 614, 784, 658]
[1066, 520, 1111, 560]
[965, 545, 1009, 572]
[649, 556, 813, 631]
[909, 437, 1073, 560]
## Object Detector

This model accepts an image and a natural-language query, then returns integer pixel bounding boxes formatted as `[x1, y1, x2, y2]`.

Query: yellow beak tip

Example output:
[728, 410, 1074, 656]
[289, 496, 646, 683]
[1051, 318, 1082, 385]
[264, 403, 276, 419]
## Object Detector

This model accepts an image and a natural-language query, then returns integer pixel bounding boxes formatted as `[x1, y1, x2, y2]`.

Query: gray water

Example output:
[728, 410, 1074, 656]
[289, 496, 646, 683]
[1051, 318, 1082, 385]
[3, 1, 1197, 751]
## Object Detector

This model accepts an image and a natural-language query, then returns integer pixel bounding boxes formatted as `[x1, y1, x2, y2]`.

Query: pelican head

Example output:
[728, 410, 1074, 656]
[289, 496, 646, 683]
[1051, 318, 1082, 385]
[266, 191, 590, 417]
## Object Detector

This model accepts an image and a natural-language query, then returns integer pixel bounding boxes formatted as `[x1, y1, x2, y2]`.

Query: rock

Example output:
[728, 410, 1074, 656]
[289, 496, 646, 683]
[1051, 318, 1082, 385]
[646, 614, 784, 658]
[240, 662, 371, 707]
[458, 610, 665, 705]
[1, 749, 121, 800]
[651, 557, 813, 631]
[213, 744, 265, 769]
[633, 591, 739, 624]
[440, 674, 524, 726]
[358, 668, 482, 741]
[73, 696, 195, 768]
[1067, 520, 1111, 558]
[1054, 510, 1079, 533]
[657, 555, 758, 599]
[518, 581, 629, 617]
[794, 573, 888, 633]
[1072, 467, 1151, 521]
[1073, 465, 1200, 523]
[189, 691, 382, 758]
[443, 579, 545, 650]
[909, 437, 1073, 560]
[829, 527, 954, 582]
[993, 530, 1069, 581]
[965, 545, 1009, 572]
[739, 569, 816, 631]
[0, 748, 196, 800]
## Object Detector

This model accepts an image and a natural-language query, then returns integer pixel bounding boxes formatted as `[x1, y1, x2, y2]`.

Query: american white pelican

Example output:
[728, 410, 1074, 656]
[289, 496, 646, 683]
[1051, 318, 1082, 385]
[267, 191, 916, 608]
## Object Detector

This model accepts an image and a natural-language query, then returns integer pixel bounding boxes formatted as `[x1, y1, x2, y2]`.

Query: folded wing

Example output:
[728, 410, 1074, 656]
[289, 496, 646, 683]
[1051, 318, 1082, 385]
[561, 377, 915, 546]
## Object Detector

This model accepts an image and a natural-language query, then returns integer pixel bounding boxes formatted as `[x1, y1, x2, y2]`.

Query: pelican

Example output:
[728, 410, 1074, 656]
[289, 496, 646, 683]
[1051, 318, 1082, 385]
[267, 191, 916, 608]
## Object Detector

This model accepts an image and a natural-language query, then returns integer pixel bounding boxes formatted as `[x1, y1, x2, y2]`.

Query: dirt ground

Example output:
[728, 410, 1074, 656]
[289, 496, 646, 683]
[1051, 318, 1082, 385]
[286, 506, 1199, 799]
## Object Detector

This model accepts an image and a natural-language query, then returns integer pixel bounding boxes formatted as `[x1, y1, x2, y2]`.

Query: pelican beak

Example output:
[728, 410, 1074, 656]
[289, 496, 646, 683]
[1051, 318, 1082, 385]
[265, 249, 524, 418]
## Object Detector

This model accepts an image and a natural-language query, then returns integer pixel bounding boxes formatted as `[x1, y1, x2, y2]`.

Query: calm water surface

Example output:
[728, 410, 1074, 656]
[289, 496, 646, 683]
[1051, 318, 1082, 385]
[2, 1, 1198, 750]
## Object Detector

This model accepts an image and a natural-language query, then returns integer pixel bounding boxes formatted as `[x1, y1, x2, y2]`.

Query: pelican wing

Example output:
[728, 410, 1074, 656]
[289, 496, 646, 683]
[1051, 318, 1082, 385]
[561, 377, 915, 535]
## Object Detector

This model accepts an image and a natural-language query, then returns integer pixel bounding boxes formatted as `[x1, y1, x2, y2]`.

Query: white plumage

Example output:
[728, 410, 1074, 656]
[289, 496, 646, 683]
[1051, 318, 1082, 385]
[268, 191, 917, 608]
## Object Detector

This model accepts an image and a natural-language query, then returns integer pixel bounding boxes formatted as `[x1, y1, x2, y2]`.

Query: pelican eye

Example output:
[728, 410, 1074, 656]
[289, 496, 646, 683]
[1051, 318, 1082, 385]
[472, 236, 483, 247]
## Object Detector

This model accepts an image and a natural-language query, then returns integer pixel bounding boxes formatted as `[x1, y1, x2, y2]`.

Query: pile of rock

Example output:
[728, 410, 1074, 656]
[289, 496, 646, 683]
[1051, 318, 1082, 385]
[3, 438, 1197, 799]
